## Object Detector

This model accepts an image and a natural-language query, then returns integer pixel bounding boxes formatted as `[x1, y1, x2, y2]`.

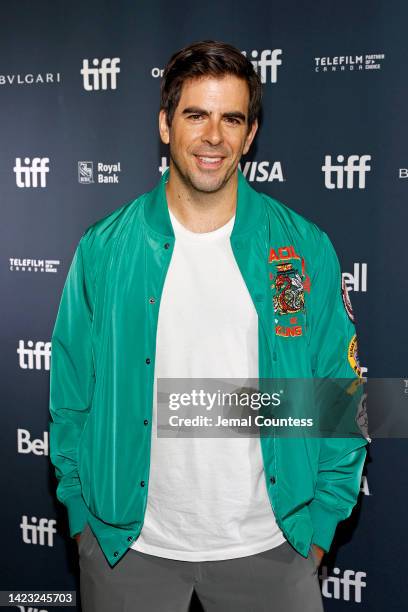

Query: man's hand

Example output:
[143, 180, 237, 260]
[312, 543, 325, 566]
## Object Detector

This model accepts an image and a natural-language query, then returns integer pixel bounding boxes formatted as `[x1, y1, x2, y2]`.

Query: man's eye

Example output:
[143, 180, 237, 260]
[188, 114, 202, 120]
[225, 117, 240, 125]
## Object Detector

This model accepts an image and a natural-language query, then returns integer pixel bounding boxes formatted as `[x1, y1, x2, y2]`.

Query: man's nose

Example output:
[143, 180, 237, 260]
[201, 118, 223, 145]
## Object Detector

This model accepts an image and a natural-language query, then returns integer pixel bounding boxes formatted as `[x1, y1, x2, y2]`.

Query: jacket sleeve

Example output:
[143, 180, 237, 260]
[307, 230, 369, 553]
[48, 230, 95, 538]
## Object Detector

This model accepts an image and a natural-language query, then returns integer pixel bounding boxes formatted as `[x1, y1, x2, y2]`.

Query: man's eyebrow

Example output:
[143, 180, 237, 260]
[181, 107, 247, 122]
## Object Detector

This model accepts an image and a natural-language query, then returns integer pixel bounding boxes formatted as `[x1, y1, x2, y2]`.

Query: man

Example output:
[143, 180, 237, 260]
[49, 40, 368, 611]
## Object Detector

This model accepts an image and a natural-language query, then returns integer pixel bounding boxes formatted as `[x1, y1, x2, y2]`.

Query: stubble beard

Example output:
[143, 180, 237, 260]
[169, 148, 237, 195]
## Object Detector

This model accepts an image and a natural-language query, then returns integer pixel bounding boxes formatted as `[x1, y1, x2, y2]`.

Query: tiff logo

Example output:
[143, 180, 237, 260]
[14, 157, 49, 188]
[320, 566, 367, 602]
[81, 57, 120, 90]
[322, 154, 371, 189]
[242, 49, 282, 83]
[17, 340, 51, 370]
[17, 429, 49, 456]
[20, 515, 57, 547]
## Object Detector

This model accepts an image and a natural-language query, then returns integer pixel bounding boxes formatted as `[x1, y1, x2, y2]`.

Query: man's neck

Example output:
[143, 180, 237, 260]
[165, 165, 237, 233]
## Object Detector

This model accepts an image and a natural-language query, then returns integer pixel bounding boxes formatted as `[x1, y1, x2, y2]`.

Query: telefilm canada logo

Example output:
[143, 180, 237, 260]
[81, 57, 120, 91]
[314, 53, 385, 73]
[158, 157, 285, 182]
[78, 161, 122, 184]
[9, 258, 60, 273]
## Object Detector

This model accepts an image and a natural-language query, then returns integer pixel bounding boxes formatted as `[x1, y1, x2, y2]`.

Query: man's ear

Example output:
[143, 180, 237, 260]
[242, 118, 258, 156]
[159, 109, 170, 145]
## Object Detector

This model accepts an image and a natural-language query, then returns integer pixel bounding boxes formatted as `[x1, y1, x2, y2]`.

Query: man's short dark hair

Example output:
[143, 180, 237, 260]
[160, 40, 263, 131]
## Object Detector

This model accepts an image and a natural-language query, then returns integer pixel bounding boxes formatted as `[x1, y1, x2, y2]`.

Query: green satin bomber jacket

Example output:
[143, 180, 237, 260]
[48, 167, 368, 568]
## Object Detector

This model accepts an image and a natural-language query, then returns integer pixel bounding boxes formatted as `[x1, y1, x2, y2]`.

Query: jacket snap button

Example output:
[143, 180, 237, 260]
[164, 243, 170, 249]
[145, 358, 151, 364]
[144, 419, 149, 425]
[149, 297, 155, 304]
[140, 480, 145, 487]
[270, 476, 276, 484]
[113, 551, 119, 557]
[127, 536, 133, 542]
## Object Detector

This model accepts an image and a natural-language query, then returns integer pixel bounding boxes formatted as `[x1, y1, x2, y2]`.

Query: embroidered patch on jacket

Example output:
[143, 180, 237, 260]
[348, 334, 362, 377]
[272, 262, 305, 315]
[342, 277, 355, 322]
[269, 245, 311, 338]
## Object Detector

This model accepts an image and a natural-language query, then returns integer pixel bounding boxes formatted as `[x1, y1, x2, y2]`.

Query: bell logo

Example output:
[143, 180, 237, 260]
[17, 429, 49, 456]
[342, 263, 368, 292]
[322, 154, 371, 189]
[81, 57, 120, 91]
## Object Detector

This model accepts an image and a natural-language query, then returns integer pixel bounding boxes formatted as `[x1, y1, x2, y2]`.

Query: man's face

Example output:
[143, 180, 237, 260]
[159, 74, 258, 193]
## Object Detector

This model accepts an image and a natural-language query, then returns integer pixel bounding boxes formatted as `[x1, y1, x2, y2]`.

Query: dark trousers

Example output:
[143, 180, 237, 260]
[79, 523, 324, 612]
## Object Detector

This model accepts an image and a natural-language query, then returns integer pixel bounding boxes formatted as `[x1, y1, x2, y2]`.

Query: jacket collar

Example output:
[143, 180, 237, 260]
[143, 166, 264, 239]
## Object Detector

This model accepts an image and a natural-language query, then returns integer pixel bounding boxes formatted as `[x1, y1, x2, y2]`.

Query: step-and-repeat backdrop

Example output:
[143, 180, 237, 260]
[2, 1, 407, 610]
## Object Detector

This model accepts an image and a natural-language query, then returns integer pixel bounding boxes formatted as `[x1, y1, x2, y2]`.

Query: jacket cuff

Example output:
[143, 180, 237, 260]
[308, 498, 343, 553]
[65, 494, 88, 538]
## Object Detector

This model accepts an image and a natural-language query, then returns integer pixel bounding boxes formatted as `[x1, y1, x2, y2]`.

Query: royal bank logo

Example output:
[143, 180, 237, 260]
[314, 53, 385, 73]
[9, 258, 60, 273]
[78, 161, 121, 184]
[241, 49, 282, 83]
[322, 154, 371, 189]
[78, 161, 94, 184]
[81, 57, 120, 90]
[14, 157, 49, 188]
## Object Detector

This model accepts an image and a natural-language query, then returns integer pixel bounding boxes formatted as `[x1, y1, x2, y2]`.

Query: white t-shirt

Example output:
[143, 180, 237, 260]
[130, 206, 286, 561]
